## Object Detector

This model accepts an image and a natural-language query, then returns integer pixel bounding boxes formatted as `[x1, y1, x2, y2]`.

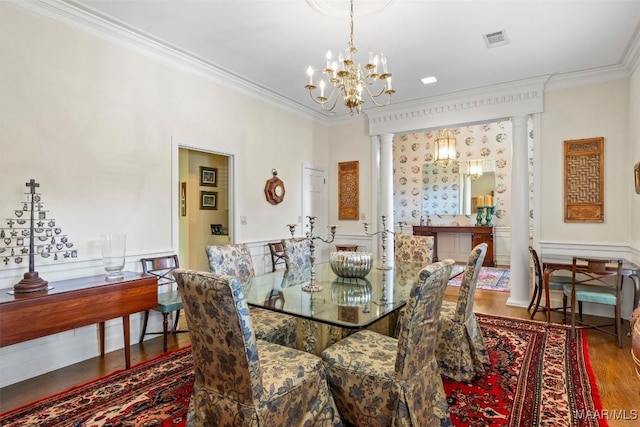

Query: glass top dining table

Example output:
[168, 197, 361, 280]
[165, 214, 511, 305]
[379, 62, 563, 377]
[242, 260, 464, 330]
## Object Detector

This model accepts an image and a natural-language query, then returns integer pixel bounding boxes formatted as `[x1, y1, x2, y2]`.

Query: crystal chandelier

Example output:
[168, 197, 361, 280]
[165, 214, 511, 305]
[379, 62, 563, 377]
[433, 129, 457, 165]
[305, 0, 394, 115]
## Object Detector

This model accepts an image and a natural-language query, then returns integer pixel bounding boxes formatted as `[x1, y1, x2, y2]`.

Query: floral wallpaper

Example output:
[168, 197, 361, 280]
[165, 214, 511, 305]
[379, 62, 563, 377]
[393, 119, 533, 227]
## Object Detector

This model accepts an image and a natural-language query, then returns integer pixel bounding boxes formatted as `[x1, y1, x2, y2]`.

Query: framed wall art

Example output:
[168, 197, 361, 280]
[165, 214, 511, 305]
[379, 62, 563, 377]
[564, 137, 604, 222]
[200, 191, 218, 210]
[338, 160, 359, 220]
[200, 166, 217, 187]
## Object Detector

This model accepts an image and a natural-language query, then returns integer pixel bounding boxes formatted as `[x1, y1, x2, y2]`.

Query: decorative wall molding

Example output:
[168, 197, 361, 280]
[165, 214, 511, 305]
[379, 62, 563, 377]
[365, 76, 548, 136]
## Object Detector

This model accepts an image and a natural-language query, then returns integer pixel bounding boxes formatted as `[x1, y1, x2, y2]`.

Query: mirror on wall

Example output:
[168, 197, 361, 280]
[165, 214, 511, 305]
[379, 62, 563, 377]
[422, 159, 495, 216]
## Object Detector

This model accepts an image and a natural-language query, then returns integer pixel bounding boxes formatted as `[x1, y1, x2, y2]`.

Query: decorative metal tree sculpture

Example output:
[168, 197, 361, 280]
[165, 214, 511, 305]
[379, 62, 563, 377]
[363, 215, 404, 270]
[287, 216, 336, 292]
[1, 179, 77, 293]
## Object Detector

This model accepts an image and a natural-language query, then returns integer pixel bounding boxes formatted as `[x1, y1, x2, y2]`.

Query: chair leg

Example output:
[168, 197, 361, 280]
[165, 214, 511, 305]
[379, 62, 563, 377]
[139, 310, 150, 343]
[172, 310, 180, 333]
[528, 280, 542, 319]
[578, 302, 583, 322]
[162, 313, 169, 352]
[616, 304, 622, 348]
[562, 294, 567, 324]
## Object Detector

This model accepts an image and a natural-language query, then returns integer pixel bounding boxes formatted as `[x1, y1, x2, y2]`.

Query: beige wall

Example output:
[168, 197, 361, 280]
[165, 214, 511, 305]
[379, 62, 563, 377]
[540, 79, 630, 245]
[327, 119, 372, 234]
[630, 67, 640, 253]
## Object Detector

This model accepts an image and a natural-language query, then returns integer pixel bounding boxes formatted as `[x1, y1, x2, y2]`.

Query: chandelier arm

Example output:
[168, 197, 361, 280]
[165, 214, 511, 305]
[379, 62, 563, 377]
[360, 83, 387, 99]
[321, 91, 341, 111]
[359, 84, 392, 107]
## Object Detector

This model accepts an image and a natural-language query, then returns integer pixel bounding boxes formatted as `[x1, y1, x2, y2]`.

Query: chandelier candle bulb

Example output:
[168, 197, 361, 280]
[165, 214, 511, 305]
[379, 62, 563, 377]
[307, 67, 313, 85]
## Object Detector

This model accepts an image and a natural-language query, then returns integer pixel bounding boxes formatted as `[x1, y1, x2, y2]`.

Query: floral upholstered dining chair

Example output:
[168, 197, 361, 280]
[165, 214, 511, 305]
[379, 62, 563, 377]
[173, 269, 342, 427]
[394, 234, 434, 264]
[282, 238, 312, 270]
[321, 259, 454, 427]
[435, 243, 490, 382]
[205, 243, 297, 347]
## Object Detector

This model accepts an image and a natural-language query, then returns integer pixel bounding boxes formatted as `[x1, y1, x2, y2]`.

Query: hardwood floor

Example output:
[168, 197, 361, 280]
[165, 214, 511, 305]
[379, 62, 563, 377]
[1, 287, 638, 426]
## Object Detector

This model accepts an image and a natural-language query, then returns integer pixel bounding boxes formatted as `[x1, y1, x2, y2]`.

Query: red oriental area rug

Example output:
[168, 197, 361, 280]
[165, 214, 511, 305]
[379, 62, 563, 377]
[0, 314, 606, 427]
[448, 266, 510, 291]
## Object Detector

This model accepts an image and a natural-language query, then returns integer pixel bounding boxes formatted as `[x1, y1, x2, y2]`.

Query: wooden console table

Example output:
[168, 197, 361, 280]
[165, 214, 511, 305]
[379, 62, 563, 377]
[0, 272, 157, 369]
[413, 225, 495, 267]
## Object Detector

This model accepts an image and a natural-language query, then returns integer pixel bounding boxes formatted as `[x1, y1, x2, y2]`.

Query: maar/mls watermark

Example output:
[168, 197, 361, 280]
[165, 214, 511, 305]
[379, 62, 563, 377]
[575, 409, 638, 421]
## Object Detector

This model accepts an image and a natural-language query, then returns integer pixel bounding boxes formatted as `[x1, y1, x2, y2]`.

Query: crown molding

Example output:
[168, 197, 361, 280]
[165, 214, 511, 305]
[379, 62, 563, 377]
[12, 0, 331, 125]
[545, 64, 631, 92]
[365, 76, 549, 136]
[623, 22, 640, 73]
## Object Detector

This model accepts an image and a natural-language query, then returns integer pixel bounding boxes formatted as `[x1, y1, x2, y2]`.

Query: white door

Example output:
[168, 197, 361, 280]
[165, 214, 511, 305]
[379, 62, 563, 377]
[302, 164, 329, 262]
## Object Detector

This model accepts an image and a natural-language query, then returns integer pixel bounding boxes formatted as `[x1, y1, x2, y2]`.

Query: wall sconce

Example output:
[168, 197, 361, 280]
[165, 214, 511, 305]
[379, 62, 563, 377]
[433, 129, 457, 166]
[635, 161, 640, 194]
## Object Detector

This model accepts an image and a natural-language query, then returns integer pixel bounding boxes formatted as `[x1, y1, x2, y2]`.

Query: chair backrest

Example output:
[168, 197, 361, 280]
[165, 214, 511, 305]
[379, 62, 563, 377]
[282, 238, 311, 270]
[268, 241, 286, 272]
[572, 256, 624, 292]
[528, 246, 543, 292]
[454, 243, 488, 322]
[173, 269, 264, 406]
[140, 254, 180, 288]
[394, 235, 434, 264]
[205, 243, 255, 279]
[395, 259, 454, 381]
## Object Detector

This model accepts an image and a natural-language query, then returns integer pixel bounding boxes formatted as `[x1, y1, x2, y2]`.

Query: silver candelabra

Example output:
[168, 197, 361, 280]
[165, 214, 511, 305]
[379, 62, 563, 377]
[287, 216, 336, 292]
[363, 215, 404, 270]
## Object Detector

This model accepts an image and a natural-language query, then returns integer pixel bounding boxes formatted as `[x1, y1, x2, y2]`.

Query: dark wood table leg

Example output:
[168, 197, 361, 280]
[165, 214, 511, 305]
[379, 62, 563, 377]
[122, 314, 130, 369]
[99, 321, 105, 357]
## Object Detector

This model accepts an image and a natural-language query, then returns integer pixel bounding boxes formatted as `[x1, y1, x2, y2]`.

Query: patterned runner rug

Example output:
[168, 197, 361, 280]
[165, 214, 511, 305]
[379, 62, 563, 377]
[448, 266, 510, 291]
[0, 314, 606, 427]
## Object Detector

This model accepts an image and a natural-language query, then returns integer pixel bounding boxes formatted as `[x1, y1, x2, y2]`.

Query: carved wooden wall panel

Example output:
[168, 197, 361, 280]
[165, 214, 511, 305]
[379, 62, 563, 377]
[338, 161, 359, 220]
[564, 137, 604, 222]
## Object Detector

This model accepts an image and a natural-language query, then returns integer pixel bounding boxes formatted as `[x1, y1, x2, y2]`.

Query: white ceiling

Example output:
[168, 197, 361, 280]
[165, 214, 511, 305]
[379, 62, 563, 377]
[73, 0, 640, 118]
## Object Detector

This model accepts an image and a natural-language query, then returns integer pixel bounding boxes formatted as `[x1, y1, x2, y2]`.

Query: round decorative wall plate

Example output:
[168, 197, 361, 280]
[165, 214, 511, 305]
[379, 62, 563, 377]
[264, 169, 285, 205]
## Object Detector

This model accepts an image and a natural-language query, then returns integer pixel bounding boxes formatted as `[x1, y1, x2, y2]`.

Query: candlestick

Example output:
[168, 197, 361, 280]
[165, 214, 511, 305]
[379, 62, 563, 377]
[363, 216, 404, 270]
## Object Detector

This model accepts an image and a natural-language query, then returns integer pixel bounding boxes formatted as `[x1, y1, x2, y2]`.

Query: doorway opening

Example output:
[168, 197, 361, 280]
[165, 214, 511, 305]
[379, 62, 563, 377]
[174, 140, 234, 271]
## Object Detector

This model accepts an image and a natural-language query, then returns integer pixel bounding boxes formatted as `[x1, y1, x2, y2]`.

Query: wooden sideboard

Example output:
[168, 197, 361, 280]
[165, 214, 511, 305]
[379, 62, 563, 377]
[0, 272, 157, 369]
[413, 225, 495, 267]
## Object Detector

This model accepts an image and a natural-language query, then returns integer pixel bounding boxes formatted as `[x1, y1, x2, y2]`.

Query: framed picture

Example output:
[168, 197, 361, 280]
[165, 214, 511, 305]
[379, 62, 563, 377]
[200, 191, 218, 210]
[210, 224, 223, 235]
[200, 166, 217, 187]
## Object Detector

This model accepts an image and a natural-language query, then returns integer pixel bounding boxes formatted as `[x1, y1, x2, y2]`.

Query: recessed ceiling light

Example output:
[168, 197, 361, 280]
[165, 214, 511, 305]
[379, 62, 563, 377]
[421, 76, 437, 85]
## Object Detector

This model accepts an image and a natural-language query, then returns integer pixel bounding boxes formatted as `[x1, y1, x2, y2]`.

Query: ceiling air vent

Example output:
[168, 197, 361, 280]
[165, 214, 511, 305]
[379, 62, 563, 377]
[483, 30, 508, 48]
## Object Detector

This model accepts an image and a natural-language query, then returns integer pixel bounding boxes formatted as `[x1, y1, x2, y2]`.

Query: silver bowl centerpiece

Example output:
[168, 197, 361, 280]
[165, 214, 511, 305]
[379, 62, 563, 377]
[329, 251, 373, 278]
